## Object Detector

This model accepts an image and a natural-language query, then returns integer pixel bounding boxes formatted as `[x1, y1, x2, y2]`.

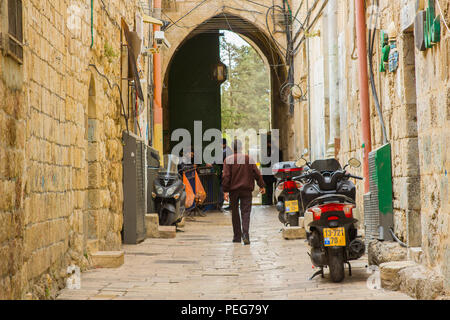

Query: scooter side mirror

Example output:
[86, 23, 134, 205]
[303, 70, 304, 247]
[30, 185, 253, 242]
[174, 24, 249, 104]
[347, 158, 361, 169]
[295, 158, 307, 168]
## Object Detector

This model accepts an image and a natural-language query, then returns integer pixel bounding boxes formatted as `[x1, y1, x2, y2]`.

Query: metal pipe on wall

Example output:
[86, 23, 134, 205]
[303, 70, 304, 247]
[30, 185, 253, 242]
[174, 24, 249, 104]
[153, 0, 163, 158]
[355, 0, 372, 193]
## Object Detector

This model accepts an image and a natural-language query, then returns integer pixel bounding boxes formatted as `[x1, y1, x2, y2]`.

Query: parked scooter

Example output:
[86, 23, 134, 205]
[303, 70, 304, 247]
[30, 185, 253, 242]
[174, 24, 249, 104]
[293, 157, 365, 282]
[151, 155, 186, 226]
[272, 161, 305, 226]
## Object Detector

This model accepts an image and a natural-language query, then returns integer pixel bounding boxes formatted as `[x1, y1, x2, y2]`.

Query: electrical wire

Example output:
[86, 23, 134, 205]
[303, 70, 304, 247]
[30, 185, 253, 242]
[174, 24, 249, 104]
[292, 0, 329, 55]
[89, 64, 129, 133]
[367, 0, 388, 145]
[436, 0, 450, 33]
[164, 0, 210, 31]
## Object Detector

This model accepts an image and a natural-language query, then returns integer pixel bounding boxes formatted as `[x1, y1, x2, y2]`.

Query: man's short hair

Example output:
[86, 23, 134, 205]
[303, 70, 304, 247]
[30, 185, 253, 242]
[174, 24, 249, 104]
[222, 138, 227, 145]
[232, 139, 242, 152]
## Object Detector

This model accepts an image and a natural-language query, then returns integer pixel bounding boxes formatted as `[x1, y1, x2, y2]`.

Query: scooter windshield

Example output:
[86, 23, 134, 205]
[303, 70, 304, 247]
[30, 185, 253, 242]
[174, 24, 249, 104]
[159, 154, 180, 176]
[310, 159, 342, 172]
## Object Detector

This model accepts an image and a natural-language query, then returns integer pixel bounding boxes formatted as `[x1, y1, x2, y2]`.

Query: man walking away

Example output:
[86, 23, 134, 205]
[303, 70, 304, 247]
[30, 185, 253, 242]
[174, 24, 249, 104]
[223, 140, 266, 245]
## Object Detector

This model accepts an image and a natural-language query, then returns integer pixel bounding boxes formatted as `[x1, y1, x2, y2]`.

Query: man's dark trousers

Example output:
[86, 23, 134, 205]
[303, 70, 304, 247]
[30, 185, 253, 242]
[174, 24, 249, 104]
[230, 190, 253, 241]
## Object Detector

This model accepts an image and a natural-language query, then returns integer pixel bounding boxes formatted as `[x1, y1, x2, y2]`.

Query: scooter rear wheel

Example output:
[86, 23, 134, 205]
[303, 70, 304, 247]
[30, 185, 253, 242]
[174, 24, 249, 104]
[287, 214, 299, 227]
[328, 248, 345, 282]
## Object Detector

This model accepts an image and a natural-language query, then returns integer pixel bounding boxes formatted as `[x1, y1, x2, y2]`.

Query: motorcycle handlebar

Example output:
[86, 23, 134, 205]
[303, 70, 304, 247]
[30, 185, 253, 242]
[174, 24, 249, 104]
[348, 174, 363, 180]
[293, 171, 363, 181]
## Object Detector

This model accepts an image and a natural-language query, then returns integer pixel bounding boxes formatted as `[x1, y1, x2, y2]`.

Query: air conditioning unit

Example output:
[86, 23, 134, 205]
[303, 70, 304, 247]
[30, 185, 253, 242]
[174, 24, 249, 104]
[364, 143, 394, 244]
[122, 131, 147, 244]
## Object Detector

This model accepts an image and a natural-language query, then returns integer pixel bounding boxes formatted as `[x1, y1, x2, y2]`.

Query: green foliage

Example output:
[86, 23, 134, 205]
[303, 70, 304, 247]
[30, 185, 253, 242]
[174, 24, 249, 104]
[220, 35, 271, 131]
[104, 41, 118, 63]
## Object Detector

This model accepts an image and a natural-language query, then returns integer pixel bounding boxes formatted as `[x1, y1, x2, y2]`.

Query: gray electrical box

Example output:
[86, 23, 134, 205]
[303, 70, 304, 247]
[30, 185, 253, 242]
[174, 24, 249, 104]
[122, 131, 147, 244]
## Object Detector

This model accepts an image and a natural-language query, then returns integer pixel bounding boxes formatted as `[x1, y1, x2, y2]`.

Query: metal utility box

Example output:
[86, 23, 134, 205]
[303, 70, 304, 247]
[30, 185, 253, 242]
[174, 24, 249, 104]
[147, 146, 160, 214]
[122, 131, 147, 244]
[364, 143, 394, 242]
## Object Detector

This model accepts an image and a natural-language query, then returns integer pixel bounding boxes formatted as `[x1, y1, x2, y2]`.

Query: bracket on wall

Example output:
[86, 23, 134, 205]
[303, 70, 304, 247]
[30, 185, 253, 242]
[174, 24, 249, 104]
[414, 0, 441, 51]
[305, 30, 321, 38]
[143, 47, 161, 55]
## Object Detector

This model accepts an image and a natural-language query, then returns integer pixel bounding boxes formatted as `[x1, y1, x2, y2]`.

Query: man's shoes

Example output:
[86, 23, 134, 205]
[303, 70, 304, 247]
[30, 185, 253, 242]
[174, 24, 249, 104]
[223, 206, 231, 211]
[242, 235, 250, 245]
[232, 238, 241, 243]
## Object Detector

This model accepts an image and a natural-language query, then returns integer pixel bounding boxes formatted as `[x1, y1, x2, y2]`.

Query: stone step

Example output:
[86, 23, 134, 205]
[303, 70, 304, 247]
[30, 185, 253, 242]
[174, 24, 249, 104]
[158, 226, 176, 239]
[145, 213, 177, 238]
[91, 251, 124, 268]
[145, 213, 160, 238]
[379, 260, 417, 291]
[282, 226, 306, 240]
[86, 239, 99, 254]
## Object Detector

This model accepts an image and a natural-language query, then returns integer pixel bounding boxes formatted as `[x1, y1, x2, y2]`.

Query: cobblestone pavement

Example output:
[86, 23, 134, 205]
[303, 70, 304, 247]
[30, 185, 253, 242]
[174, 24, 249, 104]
[57, 206, 412, 300]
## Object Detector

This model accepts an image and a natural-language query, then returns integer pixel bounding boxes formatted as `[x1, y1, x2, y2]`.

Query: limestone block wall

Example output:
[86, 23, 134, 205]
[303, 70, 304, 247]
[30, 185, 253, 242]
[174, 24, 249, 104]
[0, 0, 149, 299]
[335, 0, 449, 291]
[294, 0, 448, 293]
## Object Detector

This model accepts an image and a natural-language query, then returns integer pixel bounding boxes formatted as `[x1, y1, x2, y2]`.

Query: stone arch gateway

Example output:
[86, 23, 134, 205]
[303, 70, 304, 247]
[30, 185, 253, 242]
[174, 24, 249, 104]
[161, 11, 293, 158]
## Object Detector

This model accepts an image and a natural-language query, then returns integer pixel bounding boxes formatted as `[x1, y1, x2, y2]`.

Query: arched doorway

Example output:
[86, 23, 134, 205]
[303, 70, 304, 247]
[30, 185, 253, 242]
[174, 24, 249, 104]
[162, 13, 289, 157]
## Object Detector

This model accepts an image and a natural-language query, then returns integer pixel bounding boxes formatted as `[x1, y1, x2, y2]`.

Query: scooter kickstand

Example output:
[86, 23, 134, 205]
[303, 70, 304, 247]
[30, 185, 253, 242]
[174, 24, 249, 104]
[347, 262, 352, 276]
[309, 268, 324, 281]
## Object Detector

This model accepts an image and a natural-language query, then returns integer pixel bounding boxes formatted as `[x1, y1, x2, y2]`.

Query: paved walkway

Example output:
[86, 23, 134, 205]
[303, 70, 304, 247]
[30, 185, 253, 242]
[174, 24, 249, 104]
[57, 206, 412, 300]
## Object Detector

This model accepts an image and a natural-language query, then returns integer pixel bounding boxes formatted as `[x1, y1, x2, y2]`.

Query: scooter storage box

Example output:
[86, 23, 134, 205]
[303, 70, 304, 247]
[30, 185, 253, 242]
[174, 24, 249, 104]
[272, 161, 303, 180]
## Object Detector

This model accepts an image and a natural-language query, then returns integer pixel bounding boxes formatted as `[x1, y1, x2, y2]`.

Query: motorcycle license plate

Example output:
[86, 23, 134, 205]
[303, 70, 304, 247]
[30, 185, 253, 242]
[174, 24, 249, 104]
[285, 200, 299, 213]
[323, 228, 346, 247]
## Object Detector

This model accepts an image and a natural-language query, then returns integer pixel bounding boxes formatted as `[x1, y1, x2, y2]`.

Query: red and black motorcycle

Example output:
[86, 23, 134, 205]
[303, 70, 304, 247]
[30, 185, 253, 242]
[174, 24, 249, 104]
[293, 158, 365, 282]
[272, 161, 305, 226]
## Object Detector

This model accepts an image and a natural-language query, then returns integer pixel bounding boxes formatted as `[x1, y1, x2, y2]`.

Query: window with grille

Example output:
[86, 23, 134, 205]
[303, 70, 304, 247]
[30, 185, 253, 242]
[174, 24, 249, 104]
[3, 0, 23, 63]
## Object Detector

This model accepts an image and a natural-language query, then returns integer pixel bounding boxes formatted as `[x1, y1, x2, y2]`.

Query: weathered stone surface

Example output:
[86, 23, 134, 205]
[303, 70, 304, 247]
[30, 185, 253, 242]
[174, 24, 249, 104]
[145, 214, 160, 238]
[57, 209, 413, 300]
[398, 265, 445, 300]
[368, 240, 408, 266]
[282, 227, 306, 240]
[408, 247, 424, 264]
[91, 251, 124, 269]
[158, 226, 177, 239]
[380, 261, 416, 291]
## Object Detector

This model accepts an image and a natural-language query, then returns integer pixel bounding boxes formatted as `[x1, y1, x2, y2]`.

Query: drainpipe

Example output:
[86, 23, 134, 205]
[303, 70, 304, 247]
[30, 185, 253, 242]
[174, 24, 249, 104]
[326, 0, 339, 158]
[306, 0, 312, 159]
[91, 0, 94, 48]
[355, 0, 372, 193]
[153, 0, 163, 158]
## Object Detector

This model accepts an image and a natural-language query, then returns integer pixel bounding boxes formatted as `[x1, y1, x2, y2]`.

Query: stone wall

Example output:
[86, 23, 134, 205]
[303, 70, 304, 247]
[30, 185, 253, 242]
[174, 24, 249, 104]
[294, 0, 449, 297]
[0, 0, 149, 299]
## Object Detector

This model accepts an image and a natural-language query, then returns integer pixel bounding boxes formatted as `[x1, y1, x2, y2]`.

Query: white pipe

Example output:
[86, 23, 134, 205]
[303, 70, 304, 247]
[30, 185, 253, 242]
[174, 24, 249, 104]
[326, 0, 340, 158]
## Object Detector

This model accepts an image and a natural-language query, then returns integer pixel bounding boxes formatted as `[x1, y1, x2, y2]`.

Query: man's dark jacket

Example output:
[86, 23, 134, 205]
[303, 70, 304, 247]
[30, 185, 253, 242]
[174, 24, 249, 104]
[222, 153, 265, 192]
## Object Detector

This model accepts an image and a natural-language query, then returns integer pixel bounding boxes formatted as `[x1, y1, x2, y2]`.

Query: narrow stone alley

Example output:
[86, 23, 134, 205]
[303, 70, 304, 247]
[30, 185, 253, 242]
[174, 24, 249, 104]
[57, 207, 411, 300]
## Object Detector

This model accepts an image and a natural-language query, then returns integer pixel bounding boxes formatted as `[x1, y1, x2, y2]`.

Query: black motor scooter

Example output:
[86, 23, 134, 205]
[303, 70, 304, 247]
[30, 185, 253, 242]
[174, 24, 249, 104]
[293, 157, 365, 282]
[151, 155, 187, 226]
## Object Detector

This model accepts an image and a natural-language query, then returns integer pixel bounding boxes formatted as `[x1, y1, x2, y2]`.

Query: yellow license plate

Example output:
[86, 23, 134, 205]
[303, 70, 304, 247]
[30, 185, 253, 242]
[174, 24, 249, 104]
[285, 200, 299, 213]
[323, 227, 346, 247]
